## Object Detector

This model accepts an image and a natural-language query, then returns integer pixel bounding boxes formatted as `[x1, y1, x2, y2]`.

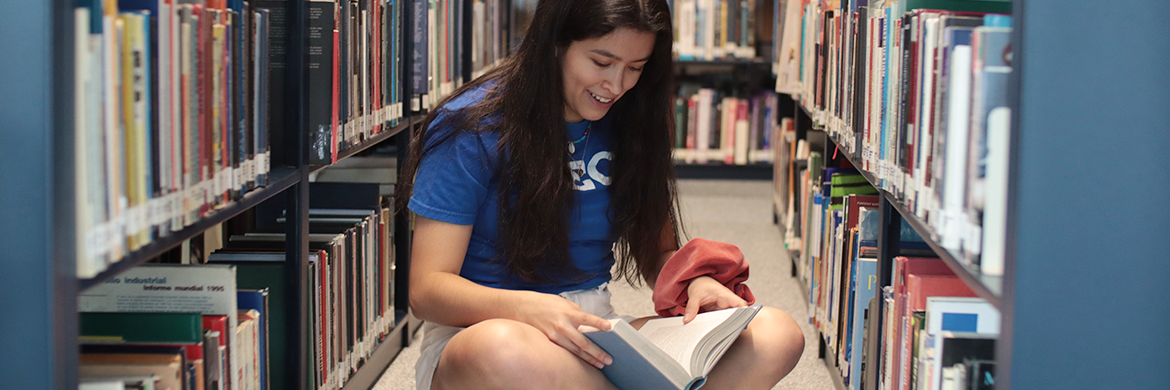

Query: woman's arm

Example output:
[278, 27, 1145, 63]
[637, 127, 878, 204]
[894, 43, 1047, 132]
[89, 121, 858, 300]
[649, 221, 748, 323]
[647, 221, 680, 289]
[408, 214, 615, 368]
[407, 214, 514, 326]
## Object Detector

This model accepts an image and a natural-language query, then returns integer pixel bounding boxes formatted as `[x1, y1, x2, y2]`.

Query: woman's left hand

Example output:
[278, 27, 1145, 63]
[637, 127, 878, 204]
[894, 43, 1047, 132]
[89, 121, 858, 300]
[683, 275, 749, 324]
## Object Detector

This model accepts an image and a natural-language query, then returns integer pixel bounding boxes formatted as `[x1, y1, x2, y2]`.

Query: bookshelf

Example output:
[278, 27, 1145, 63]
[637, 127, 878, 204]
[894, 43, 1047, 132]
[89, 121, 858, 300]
[773, 0, 1170, 389]
[803, 129, 1005, 305]
[0, 0, 509, 389]
[670, 0, 782, 173]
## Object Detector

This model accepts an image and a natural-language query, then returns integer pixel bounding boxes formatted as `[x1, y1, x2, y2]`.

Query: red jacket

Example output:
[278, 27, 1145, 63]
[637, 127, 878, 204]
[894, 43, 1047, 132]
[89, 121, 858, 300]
[652, 238, 756, 317]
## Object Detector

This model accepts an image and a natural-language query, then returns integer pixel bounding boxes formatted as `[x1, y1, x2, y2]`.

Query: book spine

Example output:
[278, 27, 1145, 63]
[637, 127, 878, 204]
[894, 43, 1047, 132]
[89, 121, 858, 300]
[253, 1, 285, 169]
[409, 0, 427, 110]
[307, 0, 335, 165]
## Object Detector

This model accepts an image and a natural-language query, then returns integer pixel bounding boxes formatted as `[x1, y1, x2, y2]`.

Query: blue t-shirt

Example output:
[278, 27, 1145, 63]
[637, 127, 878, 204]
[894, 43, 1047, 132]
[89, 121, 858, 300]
[408, 85, 616, 294]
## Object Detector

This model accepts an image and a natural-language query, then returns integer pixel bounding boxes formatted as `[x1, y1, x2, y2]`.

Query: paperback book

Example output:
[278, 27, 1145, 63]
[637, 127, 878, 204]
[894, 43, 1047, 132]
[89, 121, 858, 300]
[582, 305, 761, 390]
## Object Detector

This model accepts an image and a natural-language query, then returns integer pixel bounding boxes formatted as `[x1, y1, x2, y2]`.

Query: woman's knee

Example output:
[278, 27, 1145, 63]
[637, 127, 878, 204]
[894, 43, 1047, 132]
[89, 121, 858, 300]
[437, 319, 570, 386]
[747, 307, 806, 368]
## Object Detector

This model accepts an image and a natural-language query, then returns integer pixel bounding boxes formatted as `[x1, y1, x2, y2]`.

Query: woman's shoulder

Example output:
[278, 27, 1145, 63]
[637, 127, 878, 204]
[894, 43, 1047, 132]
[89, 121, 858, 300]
[437, 81, 498, 115]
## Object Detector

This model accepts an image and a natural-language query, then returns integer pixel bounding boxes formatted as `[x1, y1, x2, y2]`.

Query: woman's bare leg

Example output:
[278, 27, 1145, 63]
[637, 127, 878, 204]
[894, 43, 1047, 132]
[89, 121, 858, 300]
[431, 318, 620, 390]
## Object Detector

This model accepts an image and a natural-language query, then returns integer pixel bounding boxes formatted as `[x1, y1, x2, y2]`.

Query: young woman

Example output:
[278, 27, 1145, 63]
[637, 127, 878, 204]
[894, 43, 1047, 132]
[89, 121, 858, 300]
[396, 0, 804, 389]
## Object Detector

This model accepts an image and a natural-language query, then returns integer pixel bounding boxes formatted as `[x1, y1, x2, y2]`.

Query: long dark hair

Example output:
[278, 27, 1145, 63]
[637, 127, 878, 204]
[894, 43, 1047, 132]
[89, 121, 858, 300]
[397, 0, 682, 286]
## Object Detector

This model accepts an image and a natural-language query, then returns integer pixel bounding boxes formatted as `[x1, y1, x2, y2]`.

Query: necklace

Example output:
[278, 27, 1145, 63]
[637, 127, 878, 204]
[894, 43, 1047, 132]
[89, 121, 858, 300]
[568, 121, 592, 178]
[571, 124, 590, 144]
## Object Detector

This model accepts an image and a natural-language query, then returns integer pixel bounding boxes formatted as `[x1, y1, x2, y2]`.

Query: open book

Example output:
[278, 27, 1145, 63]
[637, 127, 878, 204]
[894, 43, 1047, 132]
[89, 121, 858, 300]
[582, 305, 762, 390]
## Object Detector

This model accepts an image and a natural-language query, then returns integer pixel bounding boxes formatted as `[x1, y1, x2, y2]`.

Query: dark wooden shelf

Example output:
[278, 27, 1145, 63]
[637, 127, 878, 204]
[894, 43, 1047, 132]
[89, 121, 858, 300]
[310, 117, 419, 174]
[673, 162, 773, 180]
[795, 99, 816, 119]
[79, 167, 303, 291]
[824, 134, 1002, 308]
[673, 58, 770, 66]
[884, 191, 1002, 307]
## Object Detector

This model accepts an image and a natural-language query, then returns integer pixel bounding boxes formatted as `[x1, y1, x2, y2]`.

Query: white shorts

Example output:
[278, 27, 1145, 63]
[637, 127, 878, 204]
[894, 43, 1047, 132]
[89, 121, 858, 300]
[414, 283, 633, 390]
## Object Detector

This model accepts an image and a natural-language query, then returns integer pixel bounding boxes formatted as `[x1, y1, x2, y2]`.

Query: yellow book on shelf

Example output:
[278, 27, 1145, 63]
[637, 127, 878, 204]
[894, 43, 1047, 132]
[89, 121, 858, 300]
[121, 12, 150, 251]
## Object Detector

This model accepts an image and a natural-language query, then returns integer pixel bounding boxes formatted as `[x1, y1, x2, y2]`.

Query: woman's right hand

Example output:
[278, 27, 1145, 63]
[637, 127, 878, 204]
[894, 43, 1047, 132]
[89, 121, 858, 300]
[510, 290, 615, 369]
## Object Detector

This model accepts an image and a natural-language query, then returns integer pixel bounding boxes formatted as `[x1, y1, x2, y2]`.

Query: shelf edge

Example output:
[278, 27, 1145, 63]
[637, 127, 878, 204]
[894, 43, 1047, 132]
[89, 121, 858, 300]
[823, 134, 1003, 308]
[339, 318, 409, 390]
[78, 168, 302, 291]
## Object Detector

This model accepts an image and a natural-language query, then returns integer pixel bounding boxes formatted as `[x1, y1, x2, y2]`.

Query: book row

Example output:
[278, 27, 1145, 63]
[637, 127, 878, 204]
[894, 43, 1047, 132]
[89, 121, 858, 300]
[782, 152, 1000, 390]
[73, 0, 278, 278]
[672, 87, 779, 165]
[73, 0, 502, 278]
[79, 295, 267, 390]
[670, 0, 760, 61]
[773, 0, 1013, 277]
[305, 0, 410, 166]
[306, 0, 501, 159]
[78, 183, 397, 390]
[410, 0, 504, 111]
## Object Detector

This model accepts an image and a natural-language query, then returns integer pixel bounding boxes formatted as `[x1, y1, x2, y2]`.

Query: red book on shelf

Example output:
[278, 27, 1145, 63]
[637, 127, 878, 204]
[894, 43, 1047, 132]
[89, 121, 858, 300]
[899, 273, 976, 390]
[203, 314, 229, 390]
[889, 256, 955, 390]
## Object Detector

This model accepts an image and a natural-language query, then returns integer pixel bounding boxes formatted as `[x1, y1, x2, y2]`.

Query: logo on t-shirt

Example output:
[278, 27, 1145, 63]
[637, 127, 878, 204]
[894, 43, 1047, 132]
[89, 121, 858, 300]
[570, 150, 612, 191]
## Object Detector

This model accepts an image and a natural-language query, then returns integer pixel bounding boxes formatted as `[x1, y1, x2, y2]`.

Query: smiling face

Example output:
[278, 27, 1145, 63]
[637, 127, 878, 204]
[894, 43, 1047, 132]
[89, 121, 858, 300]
[559, 27, 656, 123]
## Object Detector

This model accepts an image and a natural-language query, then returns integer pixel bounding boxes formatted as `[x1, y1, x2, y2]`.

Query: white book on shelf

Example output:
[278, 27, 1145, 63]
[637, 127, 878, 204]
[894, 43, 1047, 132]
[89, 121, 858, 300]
[79, 380, 129, 390]
[868, 10, 883, 175]
[677, 0, 696, 59]
[915, 16, 939, 221]
[734, 106, 749, 165]
[979, 107, 1011, 277]
[696, 89, 713, 164]
[942, 44, 973, 252]
[75, 7, 98, 278]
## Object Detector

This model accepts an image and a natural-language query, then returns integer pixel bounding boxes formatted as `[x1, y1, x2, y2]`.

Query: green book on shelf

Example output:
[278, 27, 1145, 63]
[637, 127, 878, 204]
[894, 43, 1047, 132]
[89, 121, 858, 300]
[831, 173, 871, 186]
[80, 312, 203, 344]
[830, 173, 879, 202]
[903, 0, 1012, 14]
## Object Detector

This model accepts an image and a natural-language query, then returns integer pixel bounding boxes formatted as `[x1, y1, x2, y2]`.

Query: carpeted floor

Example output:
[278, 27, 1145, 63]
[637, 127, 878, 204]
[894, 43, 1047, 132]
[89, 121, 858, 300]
[373, 179, 836, 390]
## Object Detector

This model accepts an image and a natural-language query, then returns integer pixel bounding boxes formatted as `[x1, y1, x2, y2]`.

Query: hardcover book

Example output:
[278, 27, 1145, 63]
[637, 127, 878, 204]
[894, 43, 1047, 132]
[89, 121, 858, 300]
[79, 264, 240, 390]
[582, 305, 761, 390]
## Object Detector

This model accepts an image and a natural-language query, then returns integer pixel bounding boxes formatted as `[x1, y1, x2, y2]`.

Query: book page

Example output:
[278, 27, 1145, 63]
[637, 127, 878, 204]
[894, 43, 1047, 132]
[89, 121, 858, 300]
[636, 308, 737, 375]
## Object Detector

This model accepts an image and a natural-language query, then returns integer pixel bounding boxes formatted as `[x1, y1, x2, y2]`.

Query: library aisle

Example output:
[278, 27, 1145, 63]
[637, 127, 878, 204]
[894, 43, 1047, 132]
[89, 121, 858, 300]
[373, 179, 835, 390]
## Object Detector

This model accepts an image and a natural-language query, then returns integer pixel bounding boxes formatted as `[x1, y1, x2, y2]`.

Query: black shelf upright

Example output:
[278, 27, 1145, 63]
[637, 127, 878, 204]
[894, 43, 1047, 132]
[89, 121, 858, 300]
[286, 1, 309, 388]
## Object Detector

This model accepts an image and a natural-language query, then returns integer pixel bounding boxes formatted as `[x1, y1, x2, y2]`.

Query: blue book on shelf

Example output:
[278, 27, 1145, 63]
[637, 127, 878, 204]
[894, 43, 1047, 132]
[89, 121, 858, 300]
[238, 289, 270, 390]
[983, 14, 1011, 28]
[849, 256, 879, 390]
